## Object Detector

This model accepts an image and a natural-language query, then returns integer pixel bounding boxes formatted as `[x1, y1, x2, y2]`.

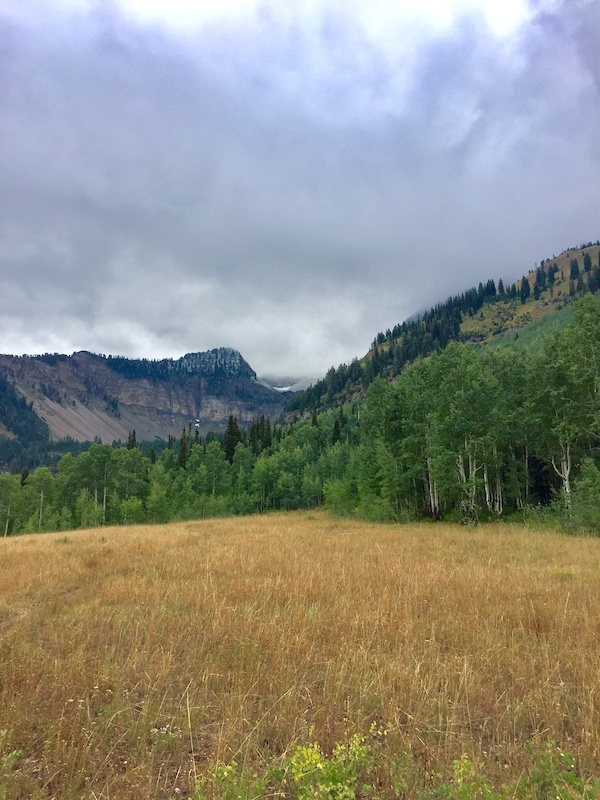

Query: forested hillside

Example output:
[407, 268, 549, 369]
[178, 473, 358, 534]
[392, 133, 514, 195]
[289, 242, 600, 413]
[2, 294, 599, 535]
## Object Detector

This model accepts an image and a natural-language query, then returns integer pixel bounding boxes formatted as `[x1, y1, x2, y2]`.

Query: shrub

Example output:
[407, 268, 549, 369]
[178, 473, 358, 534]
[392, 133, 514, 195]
[567, 458, 600, 534]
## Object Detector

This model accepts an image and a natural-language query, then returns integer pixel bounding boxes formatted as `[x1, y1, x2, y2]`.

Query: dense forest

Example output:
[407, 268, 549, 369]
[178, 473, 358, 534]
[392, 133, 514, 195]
[1, 294, 599, 536]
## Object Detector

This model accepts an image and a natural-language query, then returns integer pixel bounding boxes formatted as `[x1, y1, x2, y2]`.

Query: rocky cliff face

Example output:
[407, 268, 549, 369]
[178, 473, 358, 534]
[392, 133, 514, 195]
[0, 348, 288, 443]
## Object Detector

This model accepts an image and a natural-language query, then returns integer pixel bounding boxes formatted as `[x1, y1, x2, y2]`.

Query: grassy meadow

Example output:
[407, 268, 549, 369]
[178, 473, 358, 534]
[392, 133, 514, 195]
[1, 511, 600, 798]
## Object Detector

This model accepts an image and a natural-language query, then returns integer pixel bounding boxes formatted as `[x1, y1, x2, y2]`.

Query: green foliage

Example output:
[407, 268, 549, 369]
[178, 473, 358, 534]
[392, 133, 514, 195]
[192, 734, 600, 800]
[570, 258, 580, 280]
[427, 746, 600, 800]
[430, 755, 501, 799]
[288, 246, 600, 415]
[193, 760, 277, 800]
[0, 374, 50, 471]
[193, 730, 373, 800]
[223, 414, 243, 463]
[324, 478, 356, 517]
[286, 733, 373, 800]
[564, 459, 600, 534]
[516, 743, 600, 799]
[2, 296, 600, 536]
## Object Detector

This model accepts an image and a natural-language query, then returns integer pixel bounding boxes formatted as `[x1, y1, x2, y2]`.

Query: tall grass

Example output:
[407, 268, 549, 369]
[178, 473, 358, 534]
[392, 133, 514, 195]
[1, 512, 600, 797]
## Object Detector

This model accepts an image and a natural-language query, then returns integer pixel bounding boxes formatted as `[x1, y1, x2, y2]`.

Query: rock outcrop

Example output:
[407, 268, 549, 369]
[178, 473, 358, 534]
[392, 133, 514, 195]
[0, 348, 288, 443]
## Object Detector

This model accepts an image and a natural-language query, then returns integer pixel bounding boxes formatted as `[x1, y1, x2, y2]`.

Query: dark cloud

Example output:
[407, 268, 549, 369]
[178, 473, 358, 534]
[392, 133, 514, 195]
[1, 0, 599, 376]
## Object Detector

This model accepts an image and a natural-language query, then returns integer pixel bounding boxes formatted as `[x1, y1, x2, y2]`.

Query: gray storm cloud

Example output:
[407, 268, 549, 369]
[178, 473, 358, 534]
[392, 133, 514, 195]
[0, 0, 599, 376]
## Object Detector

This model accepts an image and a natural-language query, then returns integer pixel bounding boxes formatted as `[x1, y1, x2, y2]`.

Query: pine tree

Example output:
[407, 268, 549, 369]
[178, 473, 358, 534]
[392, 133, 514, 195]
[177, 430, 189, 469]
[331, 417, 341, 444]
[570, 258, 580, 280]
[533, 268, 547, 300]
[263, 418, 272, 449]
[222, 415, 243, 463]
[249, 419, 260, 455]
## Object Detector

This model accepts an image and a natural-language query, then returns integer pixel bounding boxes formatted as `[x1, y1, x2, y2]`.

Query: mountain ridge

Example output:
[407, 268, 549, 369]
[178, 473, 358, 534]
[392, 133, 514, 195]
[288, 242, 600, 414]
[0, 347, 288, 448]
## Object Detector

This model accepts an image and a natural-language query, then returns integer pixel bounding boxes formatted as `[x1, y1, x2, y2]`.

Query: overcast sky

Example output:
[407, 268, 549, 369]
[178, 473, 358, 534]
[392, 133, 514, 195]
[1, 0, 599, 377]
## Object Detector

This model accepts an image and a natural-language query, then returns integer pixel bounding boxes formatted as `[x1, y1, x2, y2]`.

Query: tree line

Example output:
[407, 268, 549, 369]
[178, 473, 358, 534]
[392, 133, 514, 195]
[333, 294, 600, 528]
[1, 294, 599, 536]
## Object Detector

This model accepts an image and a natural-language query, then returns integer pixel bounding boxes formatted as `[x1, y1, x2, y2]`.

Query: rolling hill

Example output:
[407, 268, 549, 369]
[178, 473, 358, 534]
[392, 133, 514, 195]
[289, 242, 600, 414]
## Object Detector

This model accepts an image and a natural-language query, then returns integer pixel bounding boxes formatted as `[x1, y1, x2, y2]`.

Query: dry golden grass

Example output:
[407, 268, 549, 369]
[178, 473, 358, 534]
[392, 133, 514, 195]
[1, 511, 600, 798]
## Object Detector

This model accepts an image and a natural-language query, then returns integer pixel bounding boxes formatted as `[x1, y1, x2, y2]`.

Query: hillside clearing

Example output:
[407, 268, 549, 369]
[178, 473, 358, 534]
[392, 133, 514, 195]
[1, 511, 600, 798]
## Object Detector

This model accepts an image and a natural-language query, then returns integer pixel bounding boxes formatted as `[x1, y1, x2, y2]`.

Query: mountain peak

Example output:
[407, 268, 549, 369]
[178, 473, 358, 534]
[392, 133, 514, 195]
[178, 348, 254, 378]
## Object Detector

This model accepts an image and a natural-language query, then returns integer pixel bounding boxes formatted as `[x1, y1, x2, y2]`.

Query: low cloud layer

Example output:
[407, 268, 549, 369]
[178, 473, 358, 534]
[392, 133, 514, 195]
[1, 0, 599, 376]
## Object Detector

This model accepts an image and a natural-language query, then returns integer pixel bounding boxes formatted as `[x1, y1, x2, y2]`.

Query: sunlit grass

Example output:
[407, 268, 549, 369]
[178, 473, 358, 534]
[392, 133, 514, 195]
[1, 511, 600, 798]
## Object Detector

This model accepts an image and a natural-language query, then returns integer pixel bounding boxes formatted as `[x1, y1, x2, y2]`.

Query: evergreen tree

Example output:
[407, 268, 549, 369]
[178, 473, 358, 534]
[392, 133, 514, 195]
[520, 277, 531, 304]
[533, 267, 547, 300]
[587, 267, 600, 294]
[249, 419, 260, 455]
[263, 417, 272, 449]
[222, 415, 243, 463]
[570, 258, 580, 280]
[178, 430, 189, 470]
[331, 417, 341, 444]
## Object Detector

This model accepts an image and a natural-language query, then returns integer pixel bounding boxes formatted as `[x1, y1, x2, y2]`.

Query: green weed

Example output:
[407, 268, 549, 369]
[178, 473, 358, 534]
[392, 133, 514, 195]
[193, 736, 600, 800]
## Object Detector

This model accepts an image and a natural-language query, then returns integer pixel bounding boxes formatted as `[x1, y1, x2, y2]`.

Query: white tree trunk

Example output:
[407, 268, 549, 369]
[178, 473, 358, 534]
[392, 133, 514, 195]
[552, 441, 572, 508]
[426, 456, 439, 518]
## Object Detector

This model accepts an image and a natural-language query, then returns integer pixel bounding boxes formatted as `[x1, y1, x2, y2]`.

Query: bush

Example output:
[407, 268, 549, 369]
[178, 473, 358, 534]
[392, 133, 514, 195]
[192, 735, 600, 800]
[516, 742, 600, 799]
[526, 459, 600, 536]
[194, 729, 373, 800]
[323, 479, 356, 517]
